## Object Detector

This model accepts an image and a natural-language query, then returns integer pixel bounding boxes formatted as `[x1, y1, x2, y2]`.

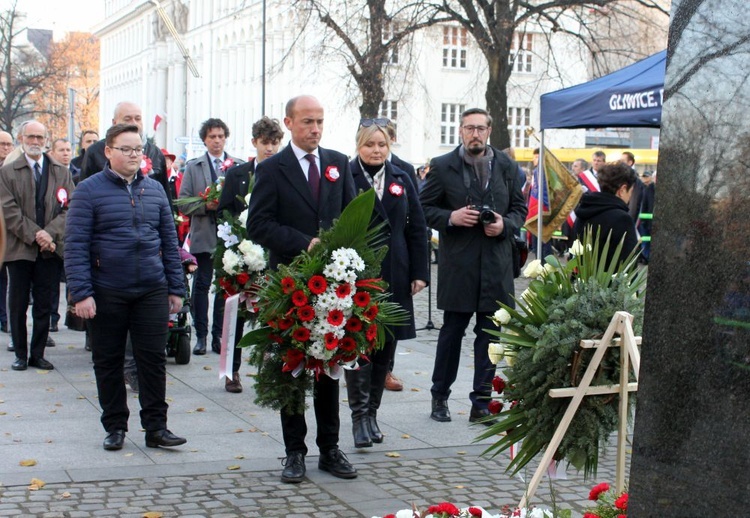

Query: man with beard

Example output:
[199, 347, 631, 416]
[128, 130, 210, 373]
[419, 108, 526, 425]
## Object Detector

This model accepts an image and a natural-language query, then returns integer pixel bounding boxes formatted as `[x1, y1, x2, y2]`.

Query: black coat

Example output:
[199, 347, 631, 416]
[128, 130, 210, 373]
[246, 144, 356, 269]
[573, 191, 639, 268]
[218, 160, 255, 217]
[351, 159, 429, 340]
[390, 152, 418, 189]
[420, 145, 527, 312]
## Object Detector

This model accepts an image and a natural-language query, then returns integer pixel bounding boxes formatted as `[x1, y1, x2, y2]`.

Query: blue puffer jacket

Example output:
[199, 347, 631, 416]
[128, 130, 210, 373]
[65, 168, 185, 303]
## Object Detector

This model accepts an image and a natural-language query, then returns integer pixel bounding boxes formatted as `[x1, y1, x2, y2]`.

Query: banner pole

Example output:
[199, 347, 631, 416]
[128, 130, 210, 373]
[537, 132, 545, 259]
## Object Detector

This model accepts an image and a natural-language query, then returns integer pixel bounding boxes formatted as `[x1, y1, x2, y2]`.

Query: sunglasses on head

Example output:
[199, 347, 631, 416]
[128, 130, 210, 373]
[360, 118, 390, 128]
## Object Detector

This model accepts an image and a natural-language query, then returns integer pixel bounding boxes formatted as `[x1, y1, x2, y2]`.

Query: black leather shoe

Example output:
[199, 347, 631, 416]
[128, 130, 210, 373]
[431, 398, 451, 422]
[46, 336, 56, 347]
[29, 357, 54, 370]
[145, 429, 187, 448]
[469, 406, 497, 427]
[7, 340, 15, 352]
[281, 451, 306, 483]
[193, 336, 207, 355]
[49, 323, 59, 333]
[11, 358, 27, 371]
[211, 336, 221, 354]
[368, 415, 384, 443]
[103, 430, 126, 451]
[0, 322, 7, 333]
[318, 448, 357, 479]
[352, 417, 372, 448]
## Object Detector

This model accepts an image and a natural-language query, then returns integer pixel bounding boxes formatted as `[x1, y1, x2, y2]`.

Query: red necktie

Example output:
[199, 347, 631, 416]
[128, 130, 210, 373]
[305, 154, 320, 204]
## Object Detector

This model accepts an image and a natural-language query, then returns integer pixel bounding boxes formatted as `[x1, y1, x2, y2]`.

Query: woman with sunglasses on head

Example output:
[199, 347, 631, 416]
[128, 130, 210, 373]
[345, 119, 429, 448]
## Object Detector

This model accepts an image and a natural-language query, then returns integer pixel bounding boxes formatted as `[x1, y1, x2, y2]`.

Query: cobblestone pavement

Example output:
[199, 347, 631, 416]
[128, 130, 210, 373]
[0, 258, 633, 517]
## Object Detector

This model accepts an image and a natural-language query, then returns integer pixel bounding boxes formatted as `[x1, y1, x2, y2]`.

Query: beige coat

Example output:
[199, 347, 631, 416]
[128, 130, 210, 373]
[0, 153, 75, 262]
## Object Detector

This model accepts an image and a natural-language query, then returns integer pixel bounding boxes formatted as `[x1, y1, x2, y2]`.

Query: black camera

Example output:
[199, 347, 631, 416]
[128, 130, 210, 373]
[469, 204, 496, 225]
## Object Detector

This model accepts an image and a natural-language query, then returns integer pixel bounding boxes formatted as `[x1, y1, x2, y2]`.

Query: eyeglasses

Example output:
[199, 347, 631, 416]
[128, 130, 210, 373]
[110, 146, 144, 156]
[462, 125, 489, 135]
[359, 118, 390, 128]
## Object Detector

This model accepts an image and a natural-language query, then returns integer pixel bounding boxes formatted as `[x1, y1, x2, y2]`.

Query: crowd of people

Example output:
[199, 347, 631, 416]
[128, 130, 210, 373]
[0, 96, 646, 484]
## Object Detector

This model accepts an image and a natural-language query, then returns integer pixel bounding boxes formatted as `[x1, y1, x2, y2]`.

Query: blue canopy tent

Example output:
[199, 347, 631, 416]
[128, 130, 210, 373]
[533, 50, 666, 252]
[540, 50, 666, 130]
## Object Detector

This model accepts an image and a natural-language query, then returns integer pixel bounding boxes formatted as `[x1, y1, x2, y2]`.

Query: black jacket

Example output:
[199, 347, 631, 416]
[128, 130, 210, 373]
[218, 160, 255, 217]
[573, 191, 639, 268]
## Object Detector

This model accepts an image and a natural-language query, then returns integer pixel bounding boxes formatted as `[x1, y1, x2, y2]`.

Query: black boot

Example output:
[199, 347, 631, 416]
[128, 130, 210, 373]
[368, 359, 389, 443]
[345, 365, 372, 448]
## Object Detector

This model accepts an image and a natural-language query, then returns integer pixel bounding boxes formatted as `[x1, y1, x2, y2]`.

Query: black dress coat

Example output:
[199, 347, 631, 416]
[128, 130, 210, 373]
[390, 152, 418, 189]
[573, 191, 639, 268]
[419, 145, 527, 313]
[350, 159, 429, 340]
[218, 160, 256, 216]
[246, 144, 356, 269]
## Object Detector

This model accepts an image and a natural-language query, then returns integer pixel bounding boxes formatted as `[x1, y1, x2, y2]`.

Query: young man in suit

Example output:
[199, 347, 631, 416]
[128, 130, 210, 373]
[246, 95, 357, 484]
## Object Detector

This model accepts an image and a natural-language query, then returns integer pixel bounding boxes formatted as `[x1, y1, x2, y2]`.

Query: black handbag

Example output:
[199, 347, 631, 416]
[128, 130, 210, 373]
[512, 236, 529, 278]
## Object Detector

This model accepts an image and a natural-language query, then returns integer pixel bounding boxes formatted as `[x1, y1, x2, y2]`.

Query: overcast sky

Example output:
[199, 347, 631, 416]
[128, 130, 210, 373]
[9, 0, 104, 36]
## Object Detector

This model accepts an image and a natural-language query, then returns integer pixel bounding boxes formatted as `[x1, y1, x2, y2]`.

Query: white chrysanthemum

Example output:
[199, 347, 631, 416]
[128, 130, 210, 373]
[309, 341, 325, 360]
[221, 249, 243, 274]
[239, 241, 266, 271]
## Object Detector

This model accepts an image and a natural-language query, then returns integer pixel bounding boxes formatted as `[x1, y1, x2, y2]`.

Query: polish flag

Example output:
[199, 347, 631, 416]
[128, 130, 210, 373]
[153, 114, 163, 131]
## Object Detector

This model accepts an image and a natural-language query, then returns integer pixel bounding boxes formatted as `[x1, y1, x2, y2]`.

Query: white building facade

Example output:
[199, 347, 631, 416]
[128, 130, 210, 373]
[95, 0, 605, 164]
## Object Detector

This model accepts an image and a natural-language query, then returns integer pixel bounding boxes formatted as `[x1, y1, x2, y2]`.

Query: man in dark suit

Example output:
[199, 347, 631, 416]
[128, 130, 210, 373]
[217, 116, 283, 393]
[246, 95, 357, 484]
[420, 108, 527, 425]
[0, 121, 75, 371]
[70, 130, 98, 183]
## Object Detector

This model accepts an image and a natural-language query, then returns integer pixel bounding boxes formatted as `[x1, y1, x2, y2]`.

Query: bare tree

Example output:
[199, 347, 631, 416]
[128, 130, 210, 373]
[0, 1, 58, 132]
[434, 0, 670, 149]
[297, 0, 450, 117]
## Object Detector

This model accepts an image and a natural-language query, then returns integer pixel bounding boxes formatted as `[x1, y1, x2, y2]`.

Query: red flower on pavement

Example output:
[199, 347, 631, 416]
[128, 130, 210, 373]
[588, 482, 610, 501]
[468, 508, 483, 517]
[324, 333, 339, 350]
[308, 275, 327, 295]
[236, 272, 250, 285]
[363, 304, 379, 321]
[281, 277, 296, 294]
[383, 515, 396, 518]
[292, 327, 311, 342]
[345, 316, 363, 332]
[327, 309, 344, 327]
[291, 290, 308, 307]
[339, 337, 356, 352]
[353, 291, 370, 307]
[488, 400, 504, 414]
[492, 375, 506, 394]
[614, 493, 628, 510]
[335, 283, 351, 298]
[366, 323, 378, 342]
[278, 317, 294, 331]
[297, 305, 315, 322]
[427, 502, 460, 516]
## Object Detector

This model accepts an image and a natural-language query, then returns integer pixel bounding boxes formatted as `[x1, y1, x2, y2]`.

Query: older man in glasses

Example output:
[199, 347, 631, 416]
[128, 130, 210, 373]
[419, 107, 527, 425]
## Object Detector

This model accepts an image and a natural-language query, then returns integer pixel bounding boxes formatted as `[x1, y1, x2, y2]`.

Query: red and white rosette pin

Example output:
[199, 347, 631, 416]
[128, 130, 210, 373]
[388, 182, 404, 197]
[140, 156, 153, 174]
[221, 158, 235, 172]
[324, 166, 340, 182]
[56, 187, 69, 208]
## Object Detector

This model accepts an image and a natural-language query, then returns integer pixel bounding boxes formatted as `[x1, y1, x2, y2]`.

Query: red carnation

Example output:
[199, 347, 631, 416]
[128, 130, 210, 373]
[236, 272, 250, 285]
[335, 283, 351, 298]
[297, 305, 315, 322]
[339, 337, 356, 352]
[488, 400, 504, 414]
[427, 502, 460, 516]
[308, 275, 327, 295]
[384, 515, 396, 518]
[292, 327, 311, 342]
[468, 508, 483, 517]
[327, 309, 344, 327]
[278, 317, 294, 331]
[614, 493, 628, 510]
[324, 333, 338, 350]
[345, 316, 363, 332]
[363, 304, 379, 321]
[291, 290, 308, 307]
[492, 375, 506, 394]
[617, 515, 627, 518]
[353, 291, 370, 307]
[281, 348, 305, 372]
[588, 482, 610, 501]
[281, 277, 296, 294]
[583, 514, 600, 518]
[366, 323, 378, 342]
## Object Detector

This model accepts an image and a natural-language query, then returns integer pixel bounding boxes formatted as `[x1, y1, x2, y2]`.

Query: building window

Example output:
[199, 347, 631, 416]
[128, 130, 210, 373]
[383, 20, 399, 64]
[509, 32, 533, 73]
[441, 103, 465, 146]
[508, 107, 531, 148]
[380, 100, 398, 123]
[442, 26, 467, 69]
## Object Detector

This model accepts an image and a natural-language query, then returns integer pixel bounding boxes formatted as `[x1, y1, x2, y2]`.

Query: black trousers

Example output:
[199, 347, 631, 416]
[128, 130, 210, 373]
[50, 259, 62, 326]
[89, 286, 170, 433]
[430, 311, 498, 410]
[191, 252, 224, 339]
[0, 263, 7, 326]
[7, 256, 59, 361]
[281, 375, 340, 456]
[231, 315, 245, 373]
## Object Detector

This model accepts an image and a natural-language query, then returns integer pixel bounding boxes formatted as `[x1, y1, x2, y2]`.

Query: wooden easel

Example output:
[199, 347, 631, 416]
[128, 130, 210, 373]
[518, 311, 641, 509]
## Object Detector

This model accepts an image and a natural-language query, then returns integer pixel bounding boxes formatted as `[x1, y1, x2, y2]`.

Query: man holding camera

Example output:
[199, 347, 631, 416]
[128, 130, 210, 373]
[420, 108, 526, 424]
